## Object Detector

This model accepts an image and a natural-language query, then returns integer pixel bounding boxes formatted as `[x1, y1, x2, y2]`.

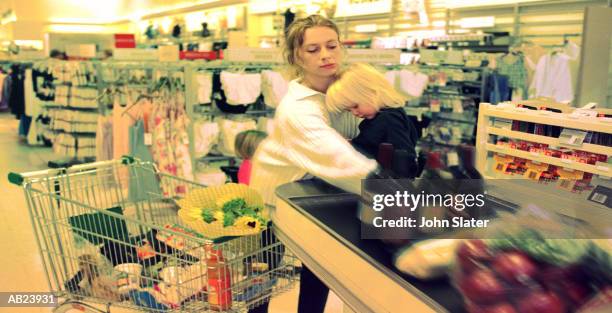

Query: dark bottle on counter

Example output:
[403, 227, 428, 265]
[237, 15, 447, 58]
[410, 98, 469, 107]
[421, 151, 453, 180]
[377, 143, 394, 171]
[457, 144, 483, 179]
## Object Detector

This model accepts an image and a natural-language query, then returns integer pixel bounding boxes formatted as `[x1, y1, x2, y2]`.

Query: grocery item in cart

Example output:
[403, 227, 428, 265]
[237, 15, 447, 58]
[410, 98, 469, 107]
[115, 263, 143, 294]
[206, 245, 232, 311]
[177, 183, 268, 238]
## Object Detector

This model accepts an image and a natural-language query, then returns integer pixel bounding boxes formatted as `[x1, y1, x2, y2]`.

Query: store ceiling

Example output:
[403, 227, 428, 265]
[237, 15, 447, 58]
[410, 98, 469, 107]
[3, 0, 223, 24]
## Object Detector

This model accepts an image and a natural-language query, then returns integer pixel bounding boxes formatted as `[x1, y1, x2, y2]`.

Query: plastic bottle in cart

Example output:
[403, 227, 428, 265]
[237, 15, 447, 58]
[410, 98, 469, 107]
[206, 246, 232, 311]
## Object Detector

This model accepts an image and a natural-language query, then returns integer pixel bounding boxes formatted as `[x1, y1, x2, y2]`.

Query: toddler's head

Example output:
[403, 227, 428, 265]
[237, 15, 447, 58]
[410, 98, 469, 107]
[235, 130, 268, 160]
[326, 63, 406, 119]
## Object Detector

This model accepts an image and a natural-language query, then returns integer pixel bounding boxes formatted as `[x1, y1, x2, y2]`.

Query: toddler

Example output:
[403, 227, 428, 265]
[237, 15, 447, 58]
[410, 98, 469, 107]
[326, 63, 419, 177]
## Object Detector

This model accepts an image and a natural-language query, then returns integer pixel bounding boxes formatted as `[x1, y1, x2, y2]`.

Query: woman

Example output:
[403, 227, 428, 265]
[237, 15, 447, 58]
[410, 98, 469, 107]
[250, 15, 378, 313]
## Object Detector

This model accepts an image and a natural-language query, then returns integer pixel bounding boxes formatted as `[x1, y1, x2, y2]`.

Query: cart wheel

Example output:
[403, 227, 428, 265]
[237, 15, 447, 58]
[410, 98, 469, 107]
[53, 300, 109, 313]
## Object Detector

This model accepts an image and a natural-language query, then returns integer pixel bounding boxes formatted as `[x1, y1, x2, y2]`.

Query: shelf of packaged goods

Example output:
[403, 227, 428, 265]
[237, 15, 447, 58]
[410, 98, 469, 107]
[484, 108, 612, 133]
[486, 143, 612, 177]
[488, 127, 612, 156]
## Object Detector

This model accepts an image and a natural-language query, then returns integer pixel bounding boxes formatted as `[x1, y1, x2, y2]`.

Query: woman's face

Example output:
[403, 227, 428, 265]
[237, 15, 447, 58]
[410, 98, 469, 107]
[297, 26, 342, 79]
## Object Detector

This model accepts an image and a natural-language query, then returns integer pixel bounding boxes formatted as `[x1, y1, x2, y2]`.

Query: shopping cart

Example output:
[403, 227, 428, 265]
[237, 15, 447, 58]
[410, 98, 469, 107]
[9, 157, 299, 313]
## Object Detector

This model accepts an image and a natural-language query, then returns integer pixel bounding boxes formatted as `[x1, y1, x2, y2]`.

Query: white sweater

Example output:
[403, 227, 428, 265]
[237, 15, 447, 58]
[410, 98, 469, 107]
[250, 79, 378, 206]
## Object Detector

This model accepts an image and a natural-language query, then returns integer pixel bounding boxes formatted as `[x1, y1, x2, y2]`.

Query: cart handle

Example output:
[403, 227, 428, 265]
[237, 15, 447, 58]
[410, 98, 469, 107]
[8, 156, 136, 186]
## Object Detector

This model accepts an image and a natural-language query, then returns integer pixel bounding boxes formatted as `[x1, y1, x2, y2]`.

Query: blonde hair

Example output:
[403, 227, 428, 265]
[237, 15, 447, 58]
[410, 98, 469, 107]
[284, 14, 341, 77]
[326, 63, 406, 113]
[234, 130, 268, 160]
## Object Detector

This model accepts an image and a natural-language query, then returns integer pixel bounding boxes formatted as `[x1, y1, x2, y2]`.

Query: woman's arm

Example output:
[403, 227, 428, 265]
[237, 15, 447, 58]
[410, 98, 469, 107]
[283, 107, 377, 193]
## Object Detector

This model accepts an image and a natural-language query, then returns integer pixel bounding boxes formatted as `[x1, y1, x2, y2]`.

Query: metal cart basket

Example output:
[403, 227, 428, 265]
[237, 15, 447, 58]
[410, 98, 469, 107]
[9, 157, 299, 313]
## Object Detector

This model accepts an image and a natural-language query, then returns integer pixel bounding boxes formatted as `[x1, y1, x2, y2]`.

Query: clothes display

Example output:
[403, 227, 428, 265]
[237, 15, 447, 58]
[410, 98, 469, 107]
[96, 115, 113, 162]
[220, 71, 262, 105]
[193, 119, 220, 158]
[261, 70, 289, 108]
[113, 98, 135, 161]
[531, 52, 574, 102]
[128, 119, 161, 201]
[398, 70, 429, 97]
[218, 118, 258, 156]
[150, 93, 194, 196]
[196, 72, 213, 104]
[496, 53, 528, 99]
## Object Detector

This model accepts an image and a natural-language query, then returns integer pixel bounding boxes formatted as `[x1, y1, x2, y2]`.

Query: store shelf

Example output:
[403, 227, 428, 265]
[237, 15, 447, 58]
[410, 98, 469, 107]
[484, 107, 612, 133]
[419, 140, 466, 148]
[488, 127, 612, 156]
[448, 80, 482, 88]
[486, 143, 612, 177]
[197, 155, 236, 162]
[419, 64, 486, 71]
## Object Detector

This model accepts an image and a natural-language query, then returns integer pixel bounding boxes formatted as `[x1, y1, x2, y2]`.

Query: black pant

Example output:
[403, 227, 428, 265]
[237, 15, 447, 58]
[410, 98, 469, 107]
[248, 228, 329, 313]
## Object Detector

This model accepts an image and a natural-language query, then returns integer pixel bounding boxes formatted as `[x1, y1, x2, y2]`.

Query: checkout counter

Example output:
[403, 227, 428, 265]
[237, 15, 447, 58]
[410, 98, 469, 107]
[272, 177, 611, 313]
[273, 179, 464, 313]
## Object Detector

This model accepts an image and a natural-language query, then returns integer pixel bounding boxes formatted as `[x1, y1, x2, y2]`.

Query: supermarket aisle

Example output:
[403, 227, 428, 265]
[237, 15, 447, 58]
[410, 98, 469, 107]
[0, 113, 343, 313]
[0, 113, 56, 313]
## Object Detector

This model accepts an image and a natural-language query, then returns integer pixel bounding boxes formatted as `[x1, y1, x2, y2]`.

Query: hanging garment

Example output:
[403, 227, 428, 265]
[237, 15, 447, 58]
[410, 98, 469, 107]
[196, 72, 213, 104]
[171, 97, 194, 195]
[261, 70, 289, 108]
[18, 115, 32, 137]
[172, 24, 181, 38]
[530, 53, 573, 103]
[384, 70, 399, 88]
[0, 73, 6, 104]
[112, 97, 134, 160]
[486, 73, 511, 105]
[150, 98, 180, 197]
[193, 120, 220, 158]
[211, 72, 248, 114]
[496, 54, 528, 99]
[9, 64, 25, 118]
[220, 71, 262, 105]
[398, 70, 429, 97]
[128, 119, 161, 202]
[0, 74, 12, 111]
[25, 69, 44, 145]
[283, 9, 295, 33]
[95, 115, 113, 162]
[218, 118, 257, 156]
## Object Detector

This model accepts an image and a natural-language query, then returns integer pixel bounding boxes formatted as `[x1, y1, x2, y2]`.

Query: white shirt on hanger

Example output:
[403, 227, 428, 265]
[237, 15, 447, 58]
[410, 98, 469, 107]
[530, 53, 573, 103]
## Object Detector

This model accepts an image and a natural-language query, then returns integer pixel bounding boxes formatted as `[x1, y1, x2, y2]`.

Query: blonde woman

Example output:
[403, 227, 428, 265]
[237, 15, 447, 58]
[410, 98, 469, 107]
[249, 15, 378, 313]
[326, 62, 419, 171]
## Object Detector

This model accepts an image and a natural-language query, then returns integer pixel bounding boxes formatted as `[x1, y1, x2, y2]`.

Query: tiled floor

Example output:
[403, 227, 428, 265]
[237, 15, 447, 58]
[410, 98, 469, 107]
[0, 114, 344, 313]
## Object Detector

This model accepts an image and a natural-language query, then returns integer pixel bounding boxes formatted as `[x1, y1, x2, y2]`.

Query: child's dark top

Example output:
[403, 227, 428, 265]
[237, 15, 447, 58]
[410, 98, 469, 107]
[351, 107, 419, 177]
